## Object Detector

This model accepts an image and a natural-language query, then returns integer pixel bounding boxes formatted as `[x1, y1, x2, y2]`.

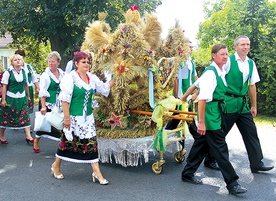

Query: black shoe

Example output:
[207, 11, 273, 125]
[204, 162, 220, 170]
[228, 184, 247, 195]
[181, 175, 203, 185]
[250, 165, 274, 173]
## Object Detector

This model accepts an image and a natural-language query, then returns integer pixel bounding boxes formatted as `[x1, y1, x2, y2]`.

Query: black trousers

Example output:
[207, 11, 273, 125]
[182, 128, 239, 189]
[205, 129, 239, 189]
[181, 120, 216, 176]
[181, 120, 217, 177]
[188, 120, 216, 164]
[224, 112, 264, 168]
[181, 128, 209, 177]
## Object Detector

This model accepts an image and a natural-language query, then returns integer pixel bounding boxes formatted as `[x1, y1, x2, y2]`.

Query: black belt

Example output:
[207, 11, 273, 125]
[225, 92, 245, 98]
[225, 92, 247, 114]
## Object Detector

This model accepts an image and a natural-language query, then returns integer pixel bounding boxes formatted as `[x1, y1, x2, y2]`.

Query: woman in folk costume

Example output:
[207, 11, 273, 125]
[14, 50, 40, 115]
[33, 51, 65, 153]
[0, 54, 33, 144]
[51, 52, 114, 184]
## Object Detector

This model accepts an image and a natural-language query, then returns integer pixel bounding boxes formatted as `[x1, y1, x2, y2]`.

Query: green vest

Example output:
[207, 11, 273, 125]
[69, 85, 94, 116]
[26, 64, 33, 84]
[181, 60, 196, 93]
[202, 66, 226, 130]
[46, 77, 60, 104]
[8, 69, 27, 94]
[225, 54, 253, 113]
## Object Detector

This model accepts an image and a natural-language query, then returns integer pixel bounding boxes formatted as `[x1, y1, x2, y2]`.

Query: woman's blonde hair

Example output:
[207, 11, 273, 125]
[9, 54, 23, 66]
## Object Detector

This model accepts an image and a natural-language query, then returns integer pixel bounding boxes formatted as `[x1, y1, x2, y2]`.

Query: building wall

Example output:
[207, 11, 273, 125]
[0, 49, 16, 70]
[0, 34, 16, 70]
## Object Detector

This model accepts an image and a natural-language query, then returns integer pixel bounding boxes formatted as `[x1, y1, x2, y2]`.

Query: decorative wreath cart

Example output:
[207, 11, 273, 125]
[82, 6, 196, 174]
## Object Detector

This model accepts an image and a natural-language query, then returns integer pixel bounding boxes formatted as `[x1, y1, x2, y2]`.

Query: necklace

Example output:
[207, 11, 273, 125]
[77, 72, 90, 84]
[14, 68, 21, 74]
[50, 68, 59, 78]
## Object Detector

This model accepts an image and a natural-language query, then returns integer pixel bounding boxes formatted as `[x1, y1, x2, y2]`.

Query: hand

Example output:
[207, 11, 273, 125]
[40, 107, 47, 115]
[191, 93, 198, 101]
[36, 87, 40, 94]
[251, 106, 257, 118]
[1, 100, 7, 107]
[64, 118, 70, 129]
[197, 122, 206, 135]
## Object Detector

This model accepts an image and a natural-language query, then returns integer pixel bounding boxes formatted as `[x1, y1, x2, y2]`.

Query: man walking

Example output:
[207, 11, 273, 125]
[224, 35, 273, 173]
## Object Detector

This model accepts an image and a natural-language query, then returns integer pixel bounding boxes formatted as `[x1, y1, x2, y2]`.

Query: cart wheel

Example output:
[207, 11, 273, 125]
[174, 150, 186, 163]
[152, 162, 163, 174]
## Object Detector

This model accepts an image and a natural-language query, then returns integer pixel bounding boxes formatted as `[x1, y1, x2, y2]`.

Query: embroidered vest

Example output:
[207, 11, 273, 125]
[69, 85, 94, 116]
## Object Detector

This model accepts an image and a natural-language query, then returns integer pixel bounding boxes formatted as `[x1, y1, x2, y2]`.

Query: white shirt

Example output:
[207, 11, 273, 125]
[177, 57, 197, 80]
[224, 52, 260, 85]
[65, 60, 74, 74]
[39, 67, 65, 98]
[194, 61, 227, 102]
[23, 63, 38, 86]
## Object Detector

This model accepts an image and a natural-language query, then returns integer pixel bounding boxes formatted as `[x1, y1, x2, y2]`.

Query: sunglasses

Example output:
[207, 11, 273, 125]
[81, 61, 91, 65]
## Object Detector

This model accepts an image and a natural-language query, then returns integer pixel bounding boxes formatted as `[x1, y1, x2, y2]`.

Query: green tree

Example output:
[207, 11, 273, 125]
[0, 0, 161, 68]
[8, 35, 51, 74]
[194, 0, 276, 115]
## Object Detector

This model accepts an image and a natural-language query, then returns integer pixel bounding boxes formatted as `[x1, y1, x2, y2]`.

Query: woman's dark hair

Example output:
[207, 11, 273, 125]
[15, 49, 26, 57]
[73, 52, 90, 63]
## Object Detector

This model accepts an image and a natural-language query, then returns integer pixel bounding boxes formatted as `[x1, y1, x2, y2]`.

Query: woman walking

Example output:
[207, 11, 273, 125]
[33, 51, 65, 153]
[51, 51, 114, 185]
[0, 54, 33, 144]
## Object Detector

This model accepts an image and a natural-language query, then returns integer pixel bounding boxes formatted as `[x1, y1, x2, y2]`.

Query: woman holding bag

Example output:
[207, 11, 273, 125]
[33, 51, 65, 153]
[51, 51, 114, 185]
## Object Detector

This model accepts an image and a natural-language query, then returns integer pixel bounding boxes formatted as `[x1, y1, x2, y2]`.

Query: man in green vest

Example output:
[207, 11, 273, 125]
[224, 35, 274, 173]
[180, 44, 247, 195]
[173, 41, 219, 171]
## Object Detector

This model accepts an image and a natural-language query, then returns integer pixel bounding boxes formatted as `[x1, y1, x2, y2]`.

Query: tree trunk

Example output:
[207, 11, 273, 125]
[49, 35, 67, 70]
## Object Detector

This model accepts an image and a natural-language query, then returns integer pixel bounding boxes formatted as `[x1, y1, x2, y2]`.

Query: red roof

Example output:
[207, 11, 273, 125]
[0, 34, 13, 48]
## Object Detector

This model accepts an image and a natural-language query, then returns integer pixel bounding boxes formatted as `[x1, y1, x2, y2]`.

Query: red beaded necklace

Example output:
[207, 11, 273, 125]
[77, 72, 90, 84]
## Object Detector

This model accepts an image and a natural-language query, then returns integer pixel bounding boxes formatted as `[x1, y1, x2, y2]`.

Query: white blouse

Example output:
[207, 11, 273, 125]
[39, 67, 65, 98]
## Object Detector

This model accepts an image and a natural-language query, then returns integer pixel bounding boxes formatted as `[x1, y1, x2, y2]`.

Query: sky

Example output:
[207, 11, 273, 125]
[155, 0, 205, 45]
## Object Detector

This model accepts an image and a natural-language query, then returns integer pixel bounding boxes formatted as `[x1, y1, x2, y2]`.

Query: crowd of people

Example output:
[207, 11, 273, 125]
[0, 35, 274, 192]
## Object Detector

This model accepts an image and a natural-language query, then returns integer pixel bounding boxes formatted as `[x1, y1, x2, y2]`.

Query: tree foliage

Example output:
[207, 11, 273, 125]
[0, 0, 161, 68]
[194, 0, 276, 115]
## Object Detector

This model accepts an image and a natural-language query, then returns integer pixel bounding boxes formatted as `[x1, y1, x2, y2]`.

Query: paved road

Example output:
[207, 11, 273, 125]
[1, 111, 275, 201]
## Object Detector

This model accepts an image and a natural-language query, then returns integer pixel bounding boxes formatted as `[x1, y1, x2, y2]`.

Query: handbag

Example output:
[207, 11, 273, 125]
[34, 111, 51, 132]
[46, 106, 64, 130]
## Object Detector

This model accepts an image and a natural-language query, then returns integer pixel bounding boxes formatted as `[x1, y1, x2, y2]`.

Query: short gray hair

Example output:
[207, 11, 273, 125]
[234, 35, 250, 45]
[47, 51, 61, 62]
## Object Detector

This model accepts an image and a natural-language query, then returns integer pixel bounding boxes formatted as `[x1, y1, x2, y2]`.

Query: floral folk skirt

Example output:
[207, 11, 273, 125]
[0, 96, 30, 128]
[56, 132, 99, 163]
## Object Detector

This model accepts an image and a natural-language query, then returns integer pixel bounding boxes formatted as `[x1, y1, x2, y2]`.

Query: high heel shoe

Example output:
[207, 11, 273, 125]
[51, 164, 64, 180]
[0, 139, 8, 144]
[92, 172, 109, 185]
[33, 145, 40, 153]
[26, 138, 34, 144]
